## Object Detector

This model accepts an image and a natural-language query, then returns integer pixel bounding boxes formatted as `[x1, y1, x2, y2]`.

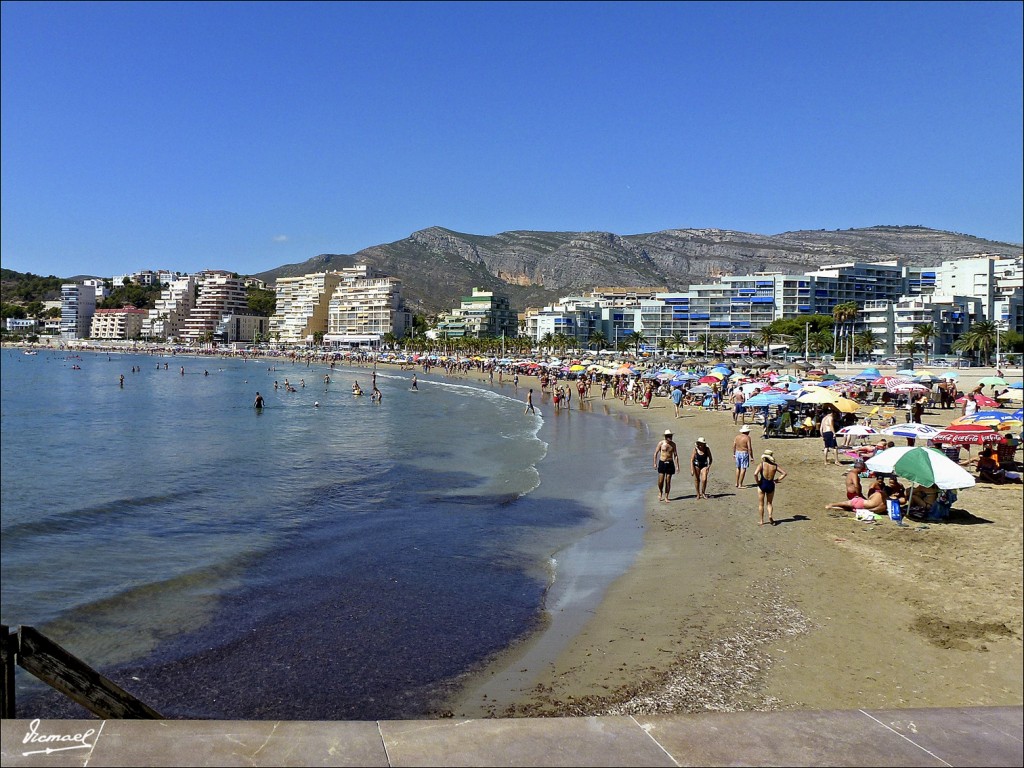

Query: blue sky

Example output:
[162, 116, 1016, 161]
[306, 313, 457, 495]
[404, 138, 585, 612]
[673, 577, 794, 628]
[2, 1, 1021, 279]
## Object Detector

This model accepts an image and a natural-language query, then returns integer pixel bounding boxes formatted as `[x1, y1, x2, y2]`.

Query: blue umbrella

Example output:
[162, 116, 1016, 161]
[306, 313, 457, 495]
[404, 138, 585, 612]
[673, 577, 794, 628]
[744, 393, 791, 408]
[1010, 382, 1023, 390]
[1013, 408, 1023, 420]
[852, 371, 880, 380]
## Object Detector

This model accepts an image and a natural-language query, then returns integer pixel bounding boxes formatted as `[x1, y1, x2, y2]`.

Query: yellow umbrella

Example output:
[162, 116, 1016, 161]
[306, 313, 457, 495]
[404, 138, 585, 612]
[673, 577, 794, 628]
[569, 364, 586, 372]
[796, 387, 841, 404]
[832, 396, 862, 413]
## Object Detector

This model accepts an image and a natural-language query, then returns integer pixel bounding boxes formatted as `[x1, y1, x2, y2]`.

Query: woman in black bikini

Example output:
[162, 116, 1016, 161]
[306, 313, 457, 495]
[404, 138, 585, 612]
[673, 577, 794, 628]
[754, 449, 787, 526]
[691, 437, 713, 500]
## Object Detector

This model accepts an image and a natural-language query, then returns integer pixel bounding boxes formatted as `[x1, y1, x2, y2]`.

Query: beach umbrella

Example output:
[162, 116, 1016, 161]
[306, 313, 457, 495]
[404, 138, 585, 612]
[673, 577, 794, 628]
[614, 364, 635, 375]
[569, 364, 586, 372]
[896, 369, 917, 376]
[875, 375, 911, 388]
[851, 371, 880, 380]
[1013, 408, 1024, 420]
[796, 387, 841, 404]
[1010, 382, 1023, 390]
[890, 382, 930, 394]
[689, 384, 714, 394]
[698, 374, 722, 384]
[996, 389, 1023, 402]
[837, 425, 880, 437]
[831, 397, 862, 413]
[744, 393, 791, 408]
[866, 447, 975, 490]
[912, 373, 939, 384]
[861, 367, 881, 376]
[955, 394, 1000, 408]
[978, 376, 1008, 387]
[954, 410, 1020, 426]
[881, 423, 942, 440]
[938, 371, 960, 380]
[820, 373, 839, 381]
[932, 423, 1003, 446]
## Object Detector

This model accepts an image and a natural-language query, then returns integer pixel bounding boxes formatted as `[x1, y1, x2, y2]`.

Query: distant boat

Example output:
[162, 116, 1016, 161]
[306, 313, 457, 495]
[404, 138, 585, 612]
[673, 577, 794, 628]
[23, 350, 38, 355]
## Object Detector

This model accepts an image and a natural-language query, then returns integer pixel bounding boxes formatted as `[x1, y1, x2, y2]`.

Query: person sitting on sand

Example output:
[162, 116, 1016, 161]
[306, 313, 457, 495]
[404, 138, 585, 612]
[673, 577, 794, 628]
[845, 460, 866, 499]
[826, 483, 887, 515]
[972, 448, 1023, 484]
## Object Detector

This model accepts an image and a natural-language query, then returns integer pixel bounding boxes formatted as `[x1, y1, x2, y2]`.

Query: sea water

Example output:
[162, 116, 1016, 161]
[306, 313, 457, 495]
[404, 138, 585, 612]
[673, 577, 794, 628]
[0, 348, 650, 719]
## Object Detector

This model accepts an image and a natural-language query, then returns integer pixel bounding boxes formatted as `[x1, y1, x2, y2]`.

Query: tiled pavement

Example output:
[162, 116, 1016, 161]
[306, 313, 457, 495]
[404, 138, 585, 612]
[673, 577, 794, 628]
[2, 706, 1020, 766]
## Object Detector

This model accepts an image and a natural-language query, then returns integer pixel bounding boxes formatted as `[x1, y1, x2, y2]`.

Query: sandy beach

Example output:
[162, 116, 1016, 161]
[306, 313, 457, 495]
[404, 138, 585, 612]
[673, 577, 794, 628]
[445, 365, 1023, 718]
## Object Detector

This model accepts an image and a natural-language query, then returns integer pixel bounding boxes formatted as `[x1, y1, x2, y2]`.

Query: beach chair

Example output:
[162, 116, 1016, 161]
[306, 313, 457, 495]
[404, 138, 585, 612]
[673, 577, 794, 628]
[764, 410, 793, 439]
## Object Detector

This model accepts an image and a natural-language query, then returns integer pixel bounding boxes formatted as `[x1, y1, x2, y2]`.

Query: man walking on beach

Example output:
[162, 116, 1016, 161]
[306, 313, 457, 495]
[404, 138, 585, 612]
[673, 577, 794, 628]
[654, 429, 680, 502]
[733, 425, 753, 488]
[671, 384, 684, 418]
[732, 387, 746, 425]
[820, 406, 839, 464]
[524, 388, 537, 415]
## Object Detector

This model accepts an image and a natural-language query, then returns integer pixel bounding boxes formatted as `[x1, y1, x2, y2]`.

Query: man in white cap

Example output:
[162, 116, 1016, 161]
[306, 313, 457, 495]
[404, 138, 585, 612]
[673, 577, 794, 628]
[653, 429, 680, 502]
[732, 424, 754, 488]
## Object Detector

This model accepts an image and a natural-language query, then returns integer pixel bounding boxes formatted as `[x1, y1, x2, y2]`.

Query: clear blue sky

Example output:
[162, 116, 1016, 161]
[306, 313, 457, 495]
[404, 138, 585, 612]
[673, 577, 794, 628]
[2, 1, 1021, 279]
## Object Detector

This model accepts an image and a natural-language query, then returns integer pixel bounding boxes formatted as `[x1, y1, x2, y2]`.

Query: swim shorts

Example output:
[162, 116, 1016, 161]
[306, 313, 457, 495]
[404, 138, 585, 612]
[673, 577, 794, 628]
[822, 431, 837, 448]
[851, 496, 866, 509]
[735, 451, 749, 469]
[657, 460, 676, 476]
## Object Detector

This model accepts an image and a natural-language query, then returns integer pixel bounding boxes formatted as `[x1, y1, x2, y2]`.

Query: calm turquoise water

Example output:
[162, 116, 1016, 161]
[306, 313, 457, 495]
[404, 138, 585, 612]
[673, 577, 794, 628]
[0, 348, 648, 719]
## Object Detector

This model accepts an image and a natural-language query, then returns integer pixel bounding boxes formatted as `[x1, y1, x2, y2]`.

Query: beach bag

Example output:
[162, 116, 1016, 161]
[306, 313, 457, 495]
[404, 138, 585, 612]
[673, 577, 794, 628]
[887, 499, 903, 523]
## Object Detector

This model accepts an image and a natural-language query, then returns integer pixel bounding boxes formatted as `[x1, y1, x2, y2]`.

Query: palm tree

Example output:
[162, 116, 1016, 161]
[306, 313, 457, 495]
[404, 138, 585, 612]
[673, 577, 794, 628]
[696, 332, 712, 360]
[538, 332, 554, 355]
[831, 301, 858, 363]
[954, 321, 998, 365]
[629, 330, 648, 359]
[809, 330, 834, 356]
[382, 332, 397, 351]
[898, 339, 919, 357]
[912, 323, 935, 364]
[671, 330, 688, 355]
[709, 334, 729, 360]
[588, 329, 607, 353]
[757, 327, 778, 358]
[854, 330, 877, 361]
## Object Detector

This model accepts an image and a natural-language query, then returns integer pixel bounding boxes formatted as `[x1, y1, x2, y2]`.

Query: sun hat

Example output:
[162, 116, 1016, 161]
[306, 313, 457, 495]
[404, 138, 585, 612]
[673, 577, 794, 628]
[761, 449, 775, 459]
[739, 425, 750, 433]
[696, 437, 707, 444]
[664, 429, 673, 436]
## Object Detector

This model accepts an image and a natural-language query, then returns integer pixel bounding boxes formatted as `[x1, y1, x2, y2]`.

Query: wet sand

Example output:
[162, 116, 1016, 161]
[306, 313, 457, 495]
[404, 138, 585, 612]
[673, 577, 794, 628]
[446, 366, 1023, 718]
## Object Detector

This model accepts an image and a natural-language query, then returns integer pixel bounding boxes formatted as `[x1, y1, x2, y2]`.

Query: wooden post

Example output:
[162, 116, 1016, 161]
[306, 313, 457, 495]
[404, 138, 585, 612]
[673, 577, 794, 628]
[1, 624, 15, 718]
[16, 626, 162, 719]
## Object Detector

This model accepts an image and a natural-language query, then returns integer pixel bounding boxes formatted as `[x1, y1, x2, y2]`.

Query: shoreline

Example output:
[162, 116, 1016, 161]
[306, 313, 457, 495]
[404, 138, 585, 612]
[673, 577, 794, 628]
[5, 342, 1022, 719]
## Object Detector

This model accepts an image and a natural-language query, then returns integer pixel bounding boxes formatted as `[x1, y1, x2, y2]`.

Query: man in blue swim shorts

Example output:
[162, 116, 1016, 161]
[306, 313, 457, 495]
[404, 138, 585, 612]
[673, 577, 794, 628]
[732, 424, 753, 488]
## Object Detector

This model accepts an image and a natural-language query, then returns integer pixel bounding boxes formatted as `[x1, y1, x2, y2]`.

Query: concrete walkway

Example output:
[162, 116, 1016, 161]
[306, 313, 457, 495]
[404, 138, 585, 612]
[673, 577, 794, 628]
[2, 706, 1020, 766]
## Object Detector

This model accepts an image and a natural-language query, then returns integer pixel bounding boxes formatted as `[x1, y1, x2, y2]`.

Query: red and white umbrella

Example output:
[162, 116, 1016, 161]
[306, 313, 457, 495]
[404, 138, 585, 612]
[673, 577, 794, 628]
[955, 394, 1000, 408]
[932, 423, 1003, 446]
[874, 376, 911, 389]
[890, 382, 930, 394]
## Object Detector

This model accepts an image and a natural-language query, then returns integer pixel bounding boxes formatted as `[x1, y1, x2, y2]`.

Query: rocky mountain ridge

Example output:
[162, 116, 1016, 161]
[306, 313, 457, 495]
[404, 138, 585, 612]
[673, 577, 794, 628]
[255, 225, 1023, 317]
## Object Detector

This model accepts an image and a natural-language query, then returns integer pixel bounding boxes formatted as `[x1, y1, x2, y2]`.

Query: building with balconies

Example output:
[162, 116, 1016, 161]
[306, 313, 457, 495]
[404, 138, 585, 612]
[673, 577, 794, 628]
[146, 275, 197, 341]
[90, 306, 148, 340]
[60, 283, 96, 339]
[434, 288, 519, 340]
[179, 271, 251, 343]
[270, 272, 343, 344]
[325, 265, 411, 348]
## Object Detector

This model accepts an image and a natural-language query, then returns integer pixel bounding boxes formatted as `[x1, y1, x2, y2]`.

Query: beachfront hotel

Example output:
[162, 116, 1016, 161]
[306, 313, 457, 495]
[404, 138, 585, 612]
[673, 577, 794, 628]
[89, 306, 149, 340]
[145, 275, 197, 342]
[323, 265, 412, 348]
[178, 271, 252, 343]
[269, 272, 343, 345]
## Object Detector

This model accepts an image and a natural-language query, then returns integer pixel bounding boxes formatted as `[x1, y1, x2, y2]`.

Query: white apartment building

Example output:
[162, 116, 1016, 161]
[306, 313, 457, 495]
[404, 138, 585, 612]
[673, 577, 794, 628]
[325, 265, 411, 348]
[90, 307, 148, 340]
[179, 271, 251, 343]
[146, 275, 197, 341]
[60, 283, 96, 339]
[82, 278, 110, 301]
[269, 272, 343, 344]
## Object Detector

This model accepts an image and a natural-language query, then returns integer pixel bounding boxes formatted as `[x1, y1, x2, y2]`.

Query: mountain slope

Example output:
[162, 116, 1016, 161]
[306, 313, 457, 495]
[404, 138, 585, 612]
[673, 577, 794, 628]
[255, 225, 1022, 316]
